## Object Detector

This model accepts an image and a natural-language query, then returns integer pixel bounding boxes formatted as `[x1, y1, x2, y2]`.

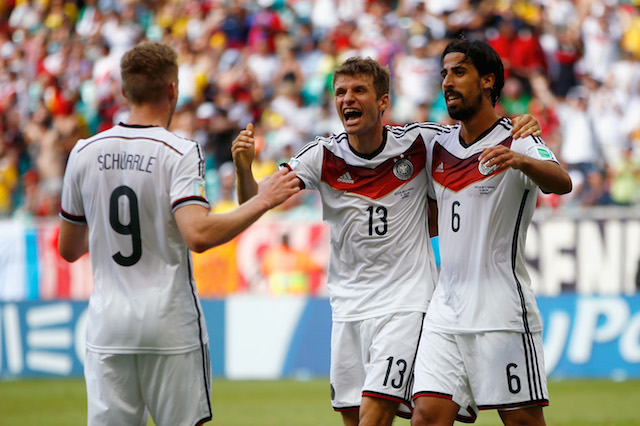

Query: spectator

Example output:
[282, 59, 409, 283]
[547, 24, 582, 97]
[211, 161, 238, 214]
[247, 4, 284, 55]
[392, 34, 440, 123]
[8, 0, 41, 34]
[579, 1, 621, 84]
[0, 0, 638, 218]
[500, 75, 532, 117]
[488, 17, 547, 82]
[531, 74, 605, 206]
[587, 74, 628, 166]
[0, 136, 19, 217]
[609, 145, 640, 206]
[260, 232, 323, 296]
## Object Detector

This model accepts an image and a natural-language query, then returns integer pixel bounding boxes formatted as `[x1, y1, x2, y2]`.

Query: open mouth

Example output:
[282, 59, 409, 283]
[343, 108, 363, 123]
[445, 92, 461, 107]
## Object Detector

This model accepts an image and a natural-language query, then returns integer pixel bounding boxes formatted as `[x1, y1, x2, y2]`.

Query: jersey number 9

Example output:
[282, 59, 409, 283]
[109, 186, 142, 266]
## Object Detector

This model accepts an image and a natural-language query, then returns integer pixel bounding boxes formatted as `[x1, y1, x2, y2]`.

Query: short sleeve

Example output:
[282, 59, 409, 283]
[60, 146, 86, 224]
[170, 143, 210, 212]
[288, 140, 323, 191]
[513, 135, 560, 189]
[518, 136, 559, 163]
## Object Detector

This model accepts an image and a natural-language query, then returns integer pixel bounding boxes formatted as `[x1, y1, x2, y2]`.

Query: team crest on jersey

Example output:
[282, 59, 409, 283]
[478, 160, 497, 176]
[393, 158, 414, 181]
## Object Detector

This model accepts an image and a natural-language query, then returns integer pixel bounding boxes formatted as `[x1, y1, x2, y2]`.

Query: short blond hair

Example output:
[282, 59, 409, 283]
[120, 42, 178, 105]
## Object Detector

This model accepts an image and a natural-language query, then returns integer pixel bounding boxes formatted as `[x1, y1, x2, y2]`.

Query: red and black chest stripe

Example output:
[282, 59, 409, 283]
[431, 136, 512, 192]
[321, 135, 426, 200]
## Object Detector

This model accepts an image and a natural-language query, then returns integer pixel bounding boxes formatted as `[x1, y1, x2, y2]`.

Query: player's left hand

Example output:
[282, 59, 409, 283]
[232, 123, 256, 172]
[511, 114, 542, 139]
[478, 145, 528, 174]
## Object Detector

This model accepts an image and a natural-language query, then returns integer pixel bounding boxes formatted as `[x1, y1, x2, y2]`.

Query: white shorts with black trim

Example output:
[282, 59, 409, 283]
[85, 344, 212, 426]
[330, 311, 424, 419]
[412, 328, 548, 423]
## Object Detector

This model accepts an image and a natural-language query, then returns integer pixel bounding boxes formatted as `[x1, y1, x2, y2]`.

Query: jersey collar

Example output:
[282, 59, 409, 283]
[119, 122, 161, 129]
[348, 127, 388, 160]
[458, 118, 502, 148]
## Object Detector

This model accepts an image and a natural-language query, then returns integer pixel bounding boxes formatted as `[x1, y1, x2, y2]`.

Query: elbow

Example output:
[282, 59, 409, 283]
[189, 243, 210, 254]
[59, 253, 76, 263]
[541, 182, 572, 195]
[558, 175, 573, 195]
[183, 234, 227, 253]
[542, 169, 573, 195]
[560, 182, 573, 195]
[58, 248, 82, 263]
[184, 235, 211, 253]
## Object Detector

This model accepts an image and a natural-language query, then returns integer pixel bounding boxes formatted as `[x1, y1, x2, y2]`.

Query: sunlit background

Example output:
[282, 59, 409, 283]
[0, 0, 638, 410]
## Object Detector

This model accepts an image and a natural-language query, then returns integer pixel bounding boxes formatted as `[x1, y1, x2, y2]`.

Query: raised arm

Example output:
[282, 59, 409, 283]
[478, 145, 572, 194]
[231, 123, 259, 204]
[175, 168, 300, 253]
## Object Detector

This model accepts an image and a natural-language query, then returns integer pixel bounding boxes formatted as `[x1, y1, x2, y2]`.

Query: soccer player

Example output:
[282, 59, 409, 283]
[232, 57, 541, 426]
[57, 41, 299, 426]
[411, 39, 572, 426]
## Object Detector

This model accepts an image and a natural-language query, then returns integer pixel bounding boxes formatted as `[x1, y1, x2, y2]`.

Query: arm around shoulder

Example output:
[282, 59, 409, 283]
[479, 144, 572, 195]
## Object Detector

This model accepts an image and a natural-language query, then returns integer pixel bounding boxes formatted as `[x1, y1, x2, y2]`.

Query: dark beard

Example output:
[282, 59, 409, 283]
[446, 90, 484, 121]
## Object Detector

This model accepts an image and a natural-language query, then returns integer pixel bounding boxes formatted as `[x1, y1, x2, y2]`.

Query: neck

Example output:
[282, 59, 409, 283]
[348, 123, 385, 155]
[460, 104, 501, 144]
[126, 103, 172, 128]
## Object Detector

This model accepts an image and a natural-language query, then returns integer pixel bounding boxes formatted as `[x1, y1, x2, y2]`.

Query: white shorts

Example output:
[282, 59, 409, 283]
[85, 345, 212, 426]
[330, 311, 424, 419]
[413, 328, 548, 422]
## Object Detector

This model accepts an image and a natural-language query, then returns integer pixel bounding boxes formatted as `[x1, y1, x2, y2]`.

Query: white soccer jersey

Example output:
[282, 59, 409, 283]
[60, 123, 210, 354]
[288, 123, 446, 321]
[426, 118, 559, 333]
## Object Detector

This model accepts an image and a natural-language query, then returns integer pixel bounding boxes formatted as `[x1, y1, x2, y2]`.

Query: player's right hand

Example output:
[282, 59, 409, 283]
[232, 123, 255, 171]
[257, 168, 301, 209]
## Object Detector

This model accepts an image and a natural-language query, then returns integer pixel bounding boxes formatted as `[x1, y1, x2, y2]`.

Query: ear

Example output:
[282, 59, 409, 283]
[378, 93, 390, 112]
[121, 88, 127, 99]
[168, 81, 177, 102]
[482, 73, 495, 91]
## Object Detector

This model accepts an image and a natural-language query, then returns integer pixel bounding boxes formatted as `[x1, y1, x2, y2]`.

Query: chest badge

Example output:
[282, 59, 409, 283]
[393, 157, 414, 181]
[478, 160, 497, 176]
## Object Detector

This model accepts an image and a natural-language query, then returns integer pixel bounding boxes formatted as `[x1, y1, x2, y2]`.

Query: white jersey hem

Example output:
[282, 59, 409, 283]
[86, 341, 207, 355]
[331, 305, 428, 322]
[425, 323, 543, 334]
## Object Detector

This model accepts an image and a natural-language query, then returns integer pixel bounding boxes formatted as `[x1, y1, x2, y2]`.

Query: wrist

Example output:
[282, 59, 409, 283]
[252, 192, 274, 212]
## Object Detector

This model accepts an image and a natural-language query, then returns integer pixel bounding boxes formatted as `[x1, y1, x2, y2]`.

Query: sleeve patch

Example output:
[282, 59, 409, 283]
[193, 181, 207, 199]
[537, 147, 552, 159]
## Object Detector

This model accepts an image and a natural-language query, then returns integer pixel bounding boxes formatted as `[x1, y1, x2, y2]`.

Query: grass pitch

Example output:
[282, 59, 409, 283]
[0, 378, 638, 425]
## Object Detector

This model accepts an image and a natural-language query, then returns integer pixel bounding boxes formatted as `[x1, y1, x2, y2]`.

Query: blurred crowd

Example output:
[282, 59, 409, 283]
[1, 0, 640, 221]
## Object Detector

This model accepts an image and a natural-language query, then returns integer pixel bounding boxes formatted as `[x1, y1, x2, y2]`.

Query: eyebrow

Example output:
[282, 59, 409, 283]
[441, 62, 468, 75]
[335, 83, 369, 92]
